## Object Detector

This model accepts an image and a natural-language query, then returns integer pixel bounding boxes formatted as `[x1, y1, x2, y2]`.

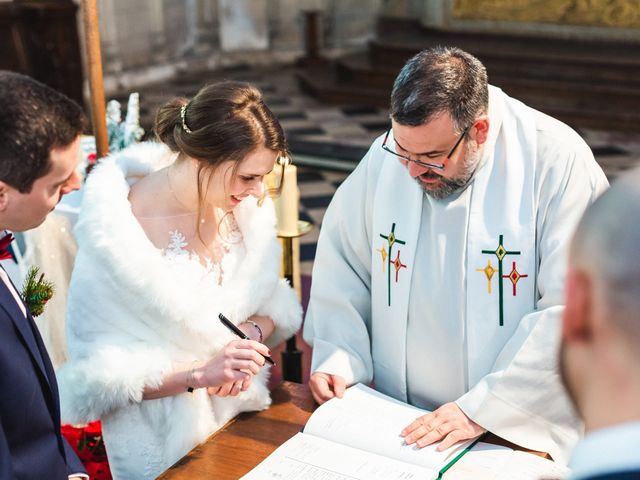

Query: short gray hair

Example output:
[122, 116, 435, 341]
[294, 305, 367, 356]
[390, 46, 488, 132]
[571, 169, 640, 344]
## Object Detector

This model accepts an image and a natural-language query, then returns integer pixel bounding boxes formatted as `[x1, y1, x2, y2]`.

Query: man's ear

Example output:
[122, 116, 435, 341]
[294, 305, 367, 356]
[562, 268, 593, 343]
[0, 181, 10, 212]
[472, 116, 490, 146]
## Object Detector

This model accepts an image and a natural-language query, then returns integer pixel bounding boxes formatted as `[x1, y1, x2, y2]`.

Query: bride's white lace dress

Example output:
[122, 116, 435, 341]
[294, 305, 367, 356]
[141, 208, 244, 287]
[57, 142, 302, 480]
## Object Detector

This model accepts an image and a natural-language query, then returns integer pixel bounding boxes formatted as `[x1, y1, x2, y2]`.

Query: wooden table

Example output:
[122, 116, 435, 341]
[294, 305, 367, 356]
[159, 382, 548, 479]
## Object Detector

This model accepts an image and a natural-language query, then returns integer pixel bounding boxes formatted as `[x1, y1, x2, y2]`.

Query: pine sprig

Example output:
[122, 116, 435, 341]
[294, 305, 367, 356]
[21, 266, 54, 317]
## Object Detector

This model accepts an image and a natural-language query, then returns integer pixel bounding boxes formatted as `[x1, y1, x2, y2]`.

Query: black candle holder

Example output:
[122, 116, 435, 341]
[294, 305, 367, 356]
[279, 220, 312, 383]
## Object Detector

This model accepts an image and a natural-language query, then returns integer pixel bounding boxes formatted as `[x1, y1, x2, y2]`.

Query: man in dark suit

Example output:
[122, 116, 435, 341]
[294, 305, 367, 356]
[560, 169, 640, 480]
[0, 71, 86, 479]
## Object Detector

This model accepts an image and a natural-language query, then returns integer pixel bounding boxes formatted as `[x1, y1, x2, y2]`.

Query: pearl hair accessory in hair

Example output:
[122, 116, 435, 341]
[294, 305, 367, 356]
[180, 104, 193, 134]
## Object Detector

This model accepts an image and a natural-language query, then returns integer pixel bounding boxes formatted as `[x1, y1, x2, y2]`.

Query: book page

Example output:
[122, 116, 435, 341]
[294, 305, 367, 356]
[498, 451, 569, 480]
[445, 443, 570, 480]
[303, 384, 472, 470]
[241, 433, 438, 480]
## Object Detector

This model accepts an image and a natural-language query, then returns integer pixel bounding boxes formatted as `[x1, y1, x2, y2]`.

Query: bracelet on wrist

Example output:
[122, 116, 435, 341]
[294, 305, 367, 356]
[186, 360, 199, 393]
[245, 320, 263, 343]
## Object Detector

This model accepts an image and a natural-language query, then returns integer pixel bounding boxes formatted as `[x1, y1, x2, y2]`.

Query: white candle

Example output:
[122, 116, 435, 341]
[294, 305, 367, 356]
[265, 160, 299, 236]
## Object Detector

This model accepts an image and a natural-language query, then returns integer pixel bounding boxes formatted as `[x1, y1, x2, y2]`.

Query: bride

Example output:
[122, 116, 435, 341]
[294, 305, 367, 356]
[58, 81, 302, 479]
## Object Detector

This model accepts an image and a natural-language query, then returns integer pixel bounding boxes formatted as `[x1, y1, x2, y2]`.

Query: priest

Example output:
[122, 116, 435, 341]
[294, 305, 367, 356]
[303, 46, 608, 463]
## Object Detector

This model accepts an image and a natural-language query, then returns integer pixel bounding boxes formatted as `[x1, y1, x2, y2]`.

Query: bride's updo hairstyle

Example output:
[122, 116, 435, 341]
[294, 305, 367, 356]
[154, 81, 289, 206]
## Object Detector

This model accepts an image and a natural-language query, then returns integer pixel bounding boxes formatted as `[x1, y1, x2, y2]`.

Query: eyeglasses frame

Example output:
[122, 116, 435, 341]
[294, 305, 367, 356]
[381, 123, 473, 170]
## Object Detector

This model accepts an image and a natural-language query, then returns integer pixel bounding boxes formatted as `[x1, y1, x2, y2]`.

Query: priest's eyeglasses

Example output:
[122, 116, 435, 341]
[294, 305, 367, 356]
[381, 124, 472, 170]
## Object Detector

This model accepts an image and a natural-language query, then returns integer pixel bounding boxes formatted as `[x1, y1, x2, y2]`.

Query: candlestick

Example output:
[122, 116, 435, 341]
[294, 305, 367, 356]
[263, 158, 308, 382]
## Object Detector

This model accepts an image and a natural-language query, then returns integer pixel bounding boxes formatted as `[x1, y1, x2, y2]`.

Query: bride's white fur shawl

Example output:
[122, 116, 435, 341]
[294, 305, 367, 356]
[57, 142, 302, 478]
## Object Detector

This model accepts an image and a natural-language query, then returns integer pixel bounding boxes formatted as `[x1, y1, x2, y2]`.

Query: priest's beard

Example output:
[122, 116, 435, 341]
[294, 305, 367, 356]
[418, 140, 483, 200]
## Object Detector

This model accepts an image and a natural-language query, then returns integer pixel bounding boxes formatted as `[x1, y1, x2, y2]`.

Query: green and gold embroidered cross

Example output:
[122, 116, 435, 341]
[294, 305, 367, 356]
[480, 234, 521, 326]
[379, 223, 406, 306]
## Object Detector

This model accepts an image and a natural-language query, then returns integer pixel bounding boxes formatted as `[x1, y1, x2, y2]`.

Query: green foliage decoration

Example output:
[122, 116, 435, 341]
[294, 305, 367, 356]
[21, 266, 54, 317]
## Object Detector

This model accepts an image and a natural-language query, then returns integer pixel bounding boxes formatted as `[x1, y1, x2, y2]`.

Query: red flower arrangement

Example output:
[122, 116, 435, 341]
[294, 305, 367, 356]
[61, 421, 112, 480]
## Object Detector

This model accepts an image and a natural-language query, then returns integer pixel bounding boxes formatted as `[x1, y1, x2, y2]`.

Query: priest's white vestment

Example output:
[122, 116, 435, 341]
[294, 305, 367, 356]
[303, 87, 608, 463]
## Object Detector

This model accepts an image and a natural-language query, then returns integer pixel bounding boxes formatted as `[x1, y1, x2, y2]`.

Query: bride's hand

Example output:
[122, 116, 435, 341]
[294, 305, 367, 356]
[195, 339, 269, 388]
[207, 375, 252, 397]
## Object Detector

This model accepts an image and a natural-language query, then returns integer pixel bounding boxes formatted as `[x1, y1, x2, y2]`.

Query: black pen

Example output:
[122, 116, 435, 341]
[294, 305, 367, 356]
[218, 313, 275, 365]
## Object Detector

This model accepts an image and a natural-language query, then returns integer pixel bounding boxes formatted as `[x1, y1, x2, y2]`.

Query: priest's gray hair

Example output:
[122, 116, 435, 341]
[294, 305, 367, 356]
[390, 46, 488, 133]
[570, 168, 640, 340]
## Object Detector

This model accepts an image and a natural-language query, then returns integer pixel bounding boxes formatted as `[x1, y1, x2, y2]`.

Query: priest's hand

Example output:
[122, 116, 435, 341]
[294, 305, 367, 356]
[309, 372, 346, 404]
[401, 402, 485, 451]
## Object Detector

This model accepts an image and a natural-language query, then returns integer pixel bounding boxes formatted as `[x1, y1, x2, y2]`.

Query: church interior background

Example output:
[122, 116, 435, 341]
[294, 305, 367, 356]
[2, 0, 640, 385]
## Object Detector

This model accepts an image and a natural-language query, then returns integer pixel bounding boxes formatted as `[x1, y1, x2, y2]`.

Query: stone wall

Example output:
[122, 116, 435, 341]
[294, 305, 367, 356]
[84, 0, 383, 94]
[422, 0, 640, 42]
[81, 0, 639, 94]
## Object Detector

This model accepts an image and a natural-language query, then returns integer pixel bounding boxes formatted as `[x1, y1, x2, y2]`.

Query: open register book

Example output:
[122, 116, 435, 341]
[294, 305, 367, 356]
[241, 384, 570, 480]
[242, 383, 472, 480]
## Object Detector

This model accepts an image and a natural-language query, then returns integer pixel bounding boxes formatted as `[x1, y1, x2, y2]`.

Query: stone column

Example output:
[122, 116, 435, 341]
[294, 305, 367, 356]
[147, 0, 167, 61]
[421, 0, 449, 28]
[181, 0, 216, 57]
[97, 0, 122, 74]
[192, 0, 217, 56]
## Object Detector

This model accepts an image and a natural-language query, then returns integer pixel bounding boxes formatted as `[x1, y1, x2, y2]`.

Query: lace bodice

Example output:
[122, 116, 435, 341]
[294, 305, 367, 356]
[162, 229, 228, 285]
[136, 210, 243, 285]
